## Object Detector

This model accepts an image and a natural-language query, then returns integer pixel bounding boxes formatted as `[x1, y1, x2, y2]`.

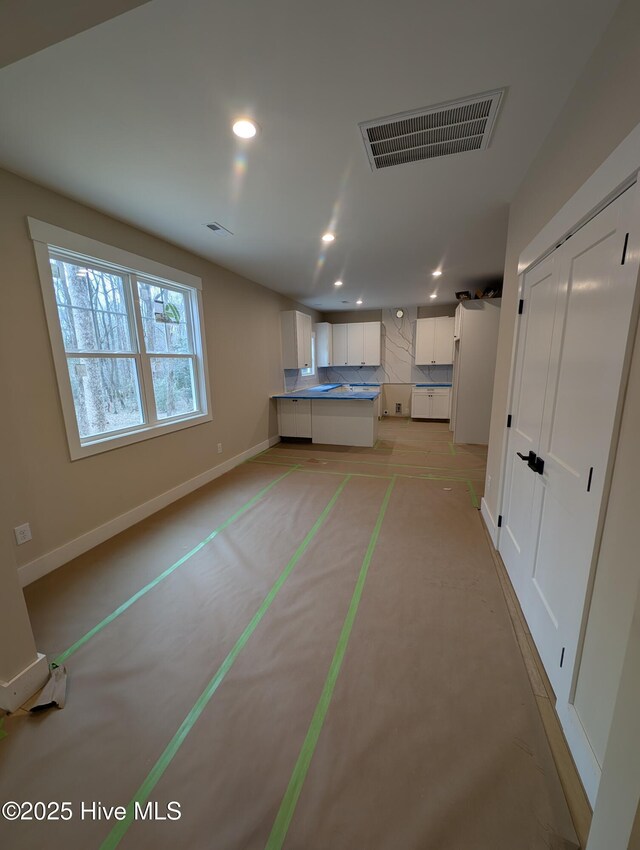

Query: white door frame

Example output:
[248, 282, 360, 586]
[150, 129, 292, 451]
[492, 121, 640, 805]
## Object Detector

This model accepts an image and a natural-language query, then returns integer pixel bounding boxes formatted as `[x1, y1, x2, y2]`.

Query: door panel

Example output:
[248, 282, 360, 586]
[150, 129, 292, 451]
[347, 323, 364, 365]
[430, 391, 450, 419]
[333, 325, 348, 366]
[527, 187, 637, 700]
[500, 254, 559, 600]
[415, 318, 434, 364]
[362, 322, 381, 365]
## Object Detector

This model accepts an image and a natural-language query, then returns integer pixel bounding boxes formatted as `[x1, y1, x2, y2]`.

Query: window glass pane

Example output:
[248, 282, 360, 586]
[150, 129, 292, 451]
[50, 258, 133, 352]
[138, 281, 191, 354]
[67, 357, 144, 438]
[150, 357, 197, 420]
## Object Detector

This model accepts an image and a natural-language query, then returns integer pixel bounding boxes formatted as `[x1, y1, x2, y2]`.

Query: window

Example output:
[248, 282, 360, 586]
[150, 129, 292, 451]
[300, 333, 316, 377]
[30, 219, 211, 459]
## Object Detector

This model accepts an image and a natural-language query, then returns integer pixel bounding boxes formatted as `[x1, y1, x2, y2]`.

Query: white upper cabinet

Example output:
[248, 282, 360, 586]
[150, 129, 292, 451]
[347, 323, 364, 364]
[332, 324, 348, 366]
[335, 321, 381, 366]
[314, 322, 333, 367]
[281, 310, 312, 370]
[362, 322, 382, 365]
[415, 317, 454, 364]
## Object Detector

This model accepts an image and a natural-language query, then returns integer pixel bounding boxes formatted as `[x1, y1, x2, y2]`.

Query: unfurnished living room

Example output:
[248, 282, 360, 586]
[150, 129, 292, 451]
[1, 1, 640, 848]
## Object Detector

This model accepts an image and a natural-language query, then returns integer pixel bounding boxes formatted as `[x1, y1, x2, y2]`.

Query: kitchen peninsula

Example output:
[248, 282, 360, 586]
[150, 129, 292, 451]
[273, 384, 380, 447]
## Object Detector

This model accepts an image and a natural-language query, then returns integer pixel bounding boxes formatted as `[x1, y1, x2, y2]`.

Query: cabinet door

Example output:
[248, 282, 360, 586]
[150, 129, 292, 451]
[278, 399, 297, 436]
[314, 322, 332, 367]
[433, 317, 455, 364]
[415, 318, 435, 364]
[298, 313, 312, 369]
[347, 323, 364, 365]
[332, 325, 348, 365]
[430, 390, 450, 419]
[362, 322, 381, 365]
[295, 399, 312, 437]
[411, 392, 430, 418]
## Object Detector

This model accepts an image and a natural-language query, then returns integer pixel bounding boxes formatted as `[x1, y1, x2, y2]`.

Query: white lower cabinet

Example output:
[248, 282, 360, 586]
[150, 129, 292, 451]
[411, 388, 450, 420]
[277, 398, 312, 438]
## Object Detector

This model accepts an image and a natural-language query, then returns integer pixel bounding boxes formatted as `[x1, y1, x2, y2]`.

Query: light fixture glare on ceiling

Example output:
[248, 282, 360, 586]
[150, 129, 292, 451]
[334, 280, 343, 287]
[430, 293, 437, 299]
[432, 270, 442, 278]
[356, 299, 363, 305]
[322, 232, 335, 243]
[232, 119, 258, 139]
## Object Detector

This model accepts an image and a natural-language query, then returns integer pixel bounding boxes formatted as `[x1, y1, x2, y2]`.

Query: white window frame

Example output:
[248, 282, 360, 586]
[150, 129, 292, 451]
[29, 218, 212, 460]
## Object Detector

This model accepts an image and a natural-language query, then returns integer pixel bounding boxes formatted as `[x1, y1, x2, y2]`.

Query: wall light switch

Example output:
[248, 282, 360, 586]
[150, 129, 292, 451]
[217, 443, 223, 454]
[14, 523, 32, 545]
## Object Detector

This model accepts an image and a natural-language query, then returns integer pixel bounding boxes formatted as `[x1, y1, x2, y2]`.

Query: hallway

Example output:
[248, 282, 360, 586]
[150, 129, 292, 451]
[0, 420, 577, 848]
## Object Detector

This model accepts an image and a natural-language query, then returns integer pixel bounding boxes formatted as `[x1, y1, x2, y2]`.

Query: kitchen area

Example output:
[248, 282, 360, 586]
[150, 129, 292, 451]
[273, 301, 500, 448]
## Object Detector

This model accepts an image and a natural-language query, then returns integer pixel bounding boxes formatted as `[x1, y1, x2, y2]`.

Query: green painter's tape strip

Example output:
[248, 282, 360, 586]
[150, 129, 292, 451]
[267, 451, 481, 474]
[467, 478, 480, 509]
[249, 461, 480, 510]
[100, 476, 351, 850]
[265, 476, 396, 850]
[53, 466, 299, 667]
[0, 717, 7, 742]
[449, 441, 456, 456]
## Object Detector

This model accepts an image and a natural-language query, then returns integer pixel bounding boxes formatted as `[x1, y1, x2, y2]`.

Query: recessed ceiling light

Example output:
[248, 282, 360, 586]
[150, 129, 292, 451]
[356, 299, 363, 305]
[432, 270, 442, 278]
[430, 293, 437, 299]
[322, 232, 335, 243]
[232, 119, 258, 139]
[334, 280, 343, 287]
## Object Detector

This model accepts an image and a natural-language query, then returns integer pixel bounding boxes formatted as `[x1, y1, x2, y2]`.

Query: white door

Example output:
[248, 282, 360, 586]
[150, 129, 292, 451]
[433, 317, 455, 364]
[362, 322, 381, 365]
[500, 186, 639, 705]
[333, 325, 348, 366]
[347, 323, 364, 365]
[500, 252, 560, 602]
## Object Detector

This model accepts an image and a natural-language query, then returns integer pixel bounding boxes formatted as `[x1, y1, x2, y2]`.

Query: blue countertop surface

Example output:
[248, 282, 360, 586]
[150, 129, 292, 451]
[273, 384, 380, 401]
[414, 383, 452, 388]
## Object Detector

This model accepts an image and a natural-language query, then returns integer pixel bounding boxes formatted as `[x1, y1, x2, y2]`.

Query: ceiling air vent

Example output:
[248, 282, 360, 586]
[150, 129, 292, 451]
[205, 222, 233, 236]
[359, 88, 505, 171]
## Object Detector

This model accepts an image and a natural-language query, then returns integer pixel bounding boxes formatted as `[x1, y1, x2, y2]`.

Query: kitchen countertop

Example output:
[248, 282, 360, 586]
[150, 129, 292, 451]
[273, 384, 381, 401]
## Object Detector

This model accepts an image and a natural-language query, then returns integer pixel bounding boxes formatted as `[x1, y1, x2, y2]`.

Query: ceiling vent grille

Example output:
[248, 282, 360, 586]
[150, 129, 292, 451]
[359, 89, 505, 171]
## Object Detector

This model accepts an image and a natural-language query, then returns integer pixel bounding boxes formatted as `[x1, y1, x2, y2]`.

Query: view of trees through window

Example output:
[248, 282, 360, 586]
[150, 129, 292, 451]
[50, 255, 198, 440]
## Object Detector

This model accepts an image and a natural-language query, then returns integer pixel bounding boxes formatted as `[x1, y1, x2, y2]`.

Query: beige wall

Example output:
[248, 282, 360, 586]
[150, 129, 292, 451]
[321, 309, 382, 324]
[417, 304, 457, 318]
[0, 168, 315, 570]
[485, 0, 640, 521]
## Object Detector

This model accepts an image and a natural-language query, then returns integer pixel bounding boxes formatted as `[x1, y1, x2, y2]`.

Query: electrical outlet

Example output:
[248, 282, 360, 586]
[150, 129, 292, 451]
[14, 523, 32, 545]
[486, 475, 492, 492]
[217, 443, 223, 454]
[395, 403, 402, 414]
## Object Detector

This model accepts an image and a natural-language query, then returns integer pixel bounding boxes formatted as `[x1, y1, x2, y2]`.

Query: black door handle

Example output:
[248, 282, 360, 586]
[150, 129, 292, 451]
[517, 450, 545, 475]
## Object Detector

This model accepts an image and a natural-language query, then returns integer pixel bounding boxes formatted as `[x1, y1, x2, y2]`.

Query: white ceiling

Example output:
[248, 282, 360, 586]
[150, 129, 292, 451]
[0, 0, 619, 309]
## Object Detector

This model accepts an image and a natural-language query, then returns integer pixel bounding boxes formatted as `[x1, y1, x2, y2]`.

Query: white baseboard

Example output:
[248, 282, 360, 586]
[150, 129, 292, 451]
[18, 434, 281, 588]
[480, 497, 499, 548]
[0, 652, 49, 713]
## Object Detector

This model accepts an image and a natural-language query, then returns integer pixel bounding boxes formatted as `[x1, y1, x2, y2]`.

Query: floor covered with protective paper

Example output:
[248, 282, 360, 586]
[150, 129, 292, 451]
[0, 419, 579, 849]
